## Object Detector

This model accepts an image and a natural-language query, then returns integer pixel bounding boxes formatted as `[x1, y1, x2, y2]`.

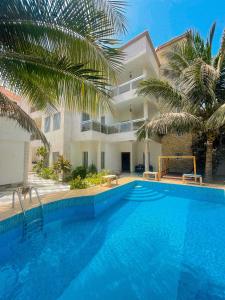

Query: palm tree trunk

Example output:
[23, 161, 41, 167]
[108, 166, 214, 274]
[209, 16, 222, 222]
[205, 135, 215, 182]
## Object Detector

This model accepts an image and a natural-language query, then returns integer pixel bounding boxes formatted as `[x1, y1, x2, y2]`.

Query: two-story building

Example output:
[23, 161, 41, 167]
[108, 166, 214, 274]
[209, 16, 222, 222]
[26, 31, 163, 173]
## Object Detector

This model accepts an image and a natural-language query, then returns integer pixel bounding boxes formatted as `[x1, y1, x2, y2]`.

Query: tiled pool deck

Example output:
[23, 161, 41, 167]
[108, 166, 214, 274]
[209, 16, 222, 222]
[0, 176, 224, 222]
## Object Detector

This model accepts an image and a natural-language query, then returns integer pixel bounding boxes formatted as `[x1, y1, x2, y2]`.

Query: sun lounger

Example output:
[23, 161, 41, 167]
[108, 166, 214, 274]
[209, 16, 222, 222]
[182, 174, 203, 185]
[143, 171, 159, 181]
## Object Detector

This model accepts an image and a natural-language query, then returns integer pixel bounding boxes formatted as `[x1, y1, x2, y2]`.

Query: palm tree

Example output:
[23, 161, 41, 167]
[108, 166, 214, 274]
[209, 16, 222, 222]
[137, 24, 225, 181]
[0, 0, 127, 143]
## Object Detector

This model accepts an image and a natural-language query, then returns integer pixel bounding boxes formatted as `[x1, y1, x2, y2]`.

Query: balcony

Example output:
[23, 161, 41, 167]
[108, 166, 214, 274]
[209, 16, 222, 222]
[112, 75, 145, 101]
[81, 118, 145, 135]
[81, 120, 108, 134]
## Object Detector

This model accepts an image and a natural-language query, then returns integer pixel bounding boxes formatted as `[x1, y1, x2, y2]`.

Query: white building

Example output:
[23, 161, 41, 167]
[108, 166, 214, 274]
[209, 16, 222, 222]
[0, 88, 30, 186]
[27, 31, 162, 173]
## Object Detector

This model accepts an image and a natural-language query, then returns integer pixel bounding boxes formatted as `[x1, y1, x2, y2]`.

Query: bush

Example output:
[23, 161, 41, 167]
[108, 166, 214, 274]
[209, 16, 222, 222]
[87, 163, 97, 174]
[32, 161, 44, 174]
[72, 166, 87, 179]
[39, 167, 58, 180]
[39, 168, 54, 179]
[70, 176, 88, 189]
[86, 170, 110, 186]
[32, 146, 49, 174]
[53, 155, 71, 174]
[86, 173, 101, 186]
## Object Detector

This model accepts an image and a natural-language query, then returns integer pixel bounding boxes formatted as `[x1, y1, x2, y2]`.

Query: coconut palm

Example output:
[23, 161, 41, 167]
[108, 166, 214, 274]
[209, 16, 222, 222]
[137, 24, 225, 181]
[0, 0, 127, 144]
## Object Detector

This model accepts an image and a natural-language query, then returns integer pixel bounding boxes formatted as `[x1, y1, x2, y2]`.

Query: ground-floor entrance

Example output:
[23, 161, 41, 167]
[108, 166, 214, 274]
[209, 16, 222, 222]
[121, 152, 130, 172]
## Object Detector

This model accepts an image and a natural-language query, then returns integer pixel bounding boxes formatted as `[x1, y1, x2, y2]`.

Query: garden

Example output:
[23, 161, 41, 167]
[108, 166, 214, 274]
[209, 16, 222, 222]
[32, 147, 109, 189]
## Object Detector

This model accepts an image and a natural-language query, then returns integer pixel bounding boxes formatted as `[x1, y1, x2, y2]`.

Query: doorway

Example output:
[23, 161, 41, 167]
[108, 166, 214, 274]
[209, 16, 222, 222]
[121, 152, 130, 172]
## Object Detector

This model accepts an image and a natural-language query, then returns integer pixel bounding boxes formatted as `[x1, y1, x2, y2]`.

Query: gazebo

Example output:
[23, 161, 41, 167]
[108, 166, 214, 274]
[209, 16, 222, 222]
[158, 155, 197, 180]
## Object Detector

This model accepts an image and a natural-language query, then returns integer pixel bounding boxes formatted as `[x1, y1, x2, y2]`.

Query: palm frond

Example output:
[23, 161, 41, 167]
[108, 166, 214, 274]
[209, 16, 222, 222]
[0, 0, 127, 115]
[137, 112, 202, 140]
[207, 22, 216, 49]
[181, 59, 219, 106]
[0, 51, 113, 115]
[217, 29, 225, 71]
[206, 103, 225, 129]
[138, 78, 187, 110]
[0, 91, 48, 147]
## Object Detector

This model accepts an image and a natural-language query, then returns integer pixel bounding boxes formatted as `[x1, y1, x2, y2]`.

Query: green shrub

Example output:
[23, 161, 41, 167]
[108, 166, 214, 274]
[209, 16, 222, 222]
[87, 163, 97, 174]
[39, 168, 54, 179]
[50, 172, 59, 181]
[32, 146, 49, 174]
[70, 176, 88, 189]
[39, 167, 58, 180]
[72, 166, 87, 179]
[86, 173, 101, 186]
[32, 160, 44, 174]
[86, 170, 110, 186]
[53, 155, 71, 174]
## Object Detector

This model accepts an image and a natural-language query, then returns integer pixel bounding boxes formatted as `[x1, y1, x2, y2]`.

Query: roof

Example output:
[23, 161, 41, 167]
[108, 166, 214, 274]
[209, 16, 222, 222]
[121, 31, 160, 67]
[0, 86, 22, 103]
[155, 33, 187, 52]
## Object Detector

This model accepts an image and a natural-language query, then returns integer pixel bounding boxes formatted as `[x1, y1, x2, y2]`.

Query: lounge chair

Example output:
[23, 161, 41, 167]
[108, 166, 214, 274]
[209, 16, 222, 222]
[182, 174, 203, 185]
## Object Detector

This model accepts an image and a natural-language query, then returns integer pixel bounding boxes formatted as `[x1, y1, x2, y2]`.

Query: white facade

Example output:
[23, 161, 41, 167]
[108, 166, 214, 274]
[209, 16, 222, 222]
[27, 31, 162, 173]
[0, 118, 30, 186]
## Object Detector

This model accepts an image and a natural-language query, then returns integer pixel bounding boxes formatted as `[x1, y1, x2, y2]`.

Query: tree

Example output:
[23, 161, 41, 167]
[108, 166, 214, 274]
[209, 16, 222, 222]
[0, 0, 127, 142]
[137, 23, 225, 181]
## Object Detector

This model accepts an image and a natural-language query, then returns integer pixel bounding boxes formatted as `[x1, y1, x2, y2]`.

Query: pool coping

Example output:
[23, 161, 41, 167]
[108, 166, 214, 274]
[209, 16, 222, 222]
[0, 176, 225, 224]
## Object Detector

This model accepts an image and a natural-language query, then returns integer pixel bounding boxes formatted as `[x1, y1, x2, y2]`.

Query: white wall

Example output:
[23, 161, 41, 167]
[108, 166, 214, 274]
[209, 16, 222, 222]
[0, 118, 30, 185]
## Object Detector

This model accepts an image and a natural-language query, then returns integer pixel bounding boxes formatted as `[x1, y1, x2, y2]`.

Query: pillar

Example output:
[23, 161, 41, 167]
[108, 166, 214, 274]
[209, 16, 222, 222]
[97, 142, 101, 172]
[23, 141, 30, 185]
[144, 140, 149, 172]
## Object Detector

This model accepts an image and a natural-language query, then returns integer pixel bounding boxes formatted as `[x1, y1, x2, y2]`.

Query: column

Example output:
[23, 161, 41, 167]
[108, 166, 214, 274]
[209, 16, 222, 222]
[23, 141, 30, 185]
[130, 142, 134, 173]
[144, 140, 149, 172]
[97, 141, 101, 172]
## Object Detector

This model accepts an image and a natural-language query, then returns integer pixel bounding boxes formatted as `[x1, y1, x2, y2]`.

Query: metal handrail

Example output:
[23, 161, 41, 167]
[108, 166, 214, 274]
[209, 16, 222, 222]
[12, 190, 26, 217]
[29, 187, 43, 208]
[12, 186, 43, 215]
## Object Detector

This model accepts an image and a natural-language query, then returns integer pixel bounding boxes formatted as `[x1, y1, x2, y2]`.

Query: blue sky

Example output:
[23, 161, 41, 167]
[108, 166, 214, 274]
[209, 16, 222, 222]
[122, 0, 225, 53]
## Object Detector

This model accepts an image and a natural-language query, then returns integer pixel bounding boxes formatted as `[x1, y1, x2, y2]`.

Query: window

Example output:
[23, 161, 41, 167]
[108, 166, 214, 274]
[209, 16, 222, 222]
[82, 152, 88, 168]
[82, 112, 90, 122]
[52, 152, 60, 163]
[101, 152, 105, 169]
[53, 112, 61, 130]
[44, 116, 50, 133]
[101, 116, 105, 125]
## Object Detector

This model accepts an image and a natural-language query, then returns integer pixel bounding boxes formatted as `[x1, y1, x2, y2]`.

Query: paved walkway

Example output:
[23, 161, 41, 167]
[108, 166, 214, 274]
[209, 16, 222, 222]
[0, 173, 70, 205]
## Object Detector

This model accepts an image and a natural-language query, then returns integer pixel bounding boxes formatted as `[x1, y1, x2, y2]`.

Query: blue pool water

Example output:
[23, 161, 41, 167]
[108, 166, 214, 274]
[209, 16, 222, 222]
[1, 181, 225, 299]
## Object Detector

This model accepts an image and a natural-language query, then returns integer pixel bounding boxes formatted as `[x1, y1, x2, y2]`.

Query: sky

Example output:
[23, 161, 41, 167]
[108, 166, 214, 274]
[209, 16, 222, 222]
[122, 0, 225, 53]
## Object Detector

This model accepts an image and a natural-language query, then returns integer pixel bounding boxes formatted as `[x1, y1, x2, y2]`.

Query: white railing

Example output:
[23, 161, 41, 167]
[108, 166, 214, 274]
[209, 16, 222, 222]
[81, 118, 145, 134]
[112, 75, 145, 97]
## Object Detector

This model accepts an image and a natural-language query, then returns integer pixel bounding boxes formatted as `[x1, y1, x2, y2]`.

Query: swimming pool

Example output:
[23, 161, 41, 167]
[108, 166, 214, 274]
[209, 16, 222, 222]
[1, 181, 225, 300]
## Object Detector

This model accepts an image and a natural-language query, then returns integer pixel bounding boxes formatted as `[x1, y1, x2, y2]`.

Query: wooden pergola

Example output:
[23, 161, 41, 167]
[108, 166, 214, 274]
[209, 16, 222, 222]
[158, 155, 196, 179]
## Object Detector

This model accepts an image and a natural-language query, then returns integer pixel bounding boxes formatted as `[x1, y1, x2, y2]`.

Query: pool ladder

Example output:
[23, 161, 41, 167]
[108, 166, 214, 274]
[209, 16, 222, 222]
[12, 187, 44, 238]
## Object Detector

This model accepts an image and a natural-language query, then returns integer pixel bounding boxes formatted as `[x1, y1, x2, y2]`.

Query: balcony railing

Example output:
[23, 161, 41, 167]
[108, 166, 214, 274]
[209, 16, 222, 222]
[81, 118, 145, 134]
[112, 75, 145, 97]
